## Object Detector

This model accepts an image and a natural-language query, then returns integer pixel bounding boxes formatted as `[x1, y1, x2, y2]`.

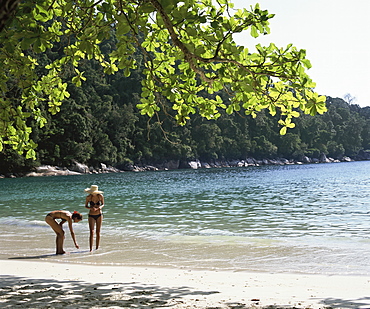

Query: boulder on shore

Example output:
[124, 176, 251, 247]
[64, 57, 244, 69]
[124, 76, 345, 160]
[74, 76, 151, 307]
[70, 161, 90, 173]
[26, 165, 81, 177]
[187, 160, 201, 169]
[319, 153, 330, 163]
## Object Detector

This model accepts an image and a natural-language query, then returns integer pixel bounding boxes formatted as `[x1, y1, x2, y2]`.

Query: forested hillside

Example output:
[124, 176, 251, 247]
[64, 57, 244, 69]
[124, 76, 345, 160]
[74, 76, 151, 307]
[1, 37, 369, 175]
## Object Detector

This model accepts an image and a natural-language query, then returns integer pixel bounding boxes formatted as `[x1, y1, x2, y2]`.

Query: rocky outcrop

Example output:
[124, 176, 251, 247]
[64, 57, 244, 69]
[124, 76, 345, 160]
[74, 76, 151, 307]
[179, 160, 201, 169]
[99, 163, 121, 173]
[26, 165, 82, 177]
[24, 162, 122, 177]
[319, 153, 331, 163]
[2, 150, 368, 178]
[177, 153, 360, 170]
[69, 161, 89, 173]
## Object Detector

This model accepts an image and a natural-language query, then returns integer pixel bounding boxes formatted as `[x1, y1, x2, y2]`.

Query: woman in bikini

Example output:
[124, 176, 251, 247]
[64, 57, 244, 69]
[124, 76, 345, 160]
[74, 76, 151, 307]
[45, 210, 82, 255]
[85, 185, 105, 252]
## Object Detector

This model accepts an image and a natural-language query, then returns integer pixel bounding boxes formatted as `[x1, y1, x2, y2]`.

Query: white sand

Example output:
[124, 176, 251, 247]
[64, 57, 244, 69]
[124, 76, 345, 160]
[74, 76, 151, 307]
[1, 259, 370, 308]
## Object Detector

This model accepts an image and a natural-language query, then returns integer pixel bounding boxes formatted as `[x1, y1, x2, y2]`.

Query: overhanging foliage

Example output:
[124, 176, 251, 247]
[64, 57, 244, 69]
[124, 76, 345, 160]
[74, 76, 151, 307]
[0, 0, 326, 159]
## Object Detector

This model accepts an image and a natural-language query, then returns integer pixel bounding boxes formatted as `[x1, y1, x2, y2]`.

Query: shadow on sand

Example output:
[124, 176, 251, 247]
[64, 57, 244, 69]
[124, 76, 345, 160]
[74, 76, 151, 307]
[8, 254, 56, 260]
[0, 275, 220, 309]
[7, 250, 90, 260]
[0, 274, 368, 308]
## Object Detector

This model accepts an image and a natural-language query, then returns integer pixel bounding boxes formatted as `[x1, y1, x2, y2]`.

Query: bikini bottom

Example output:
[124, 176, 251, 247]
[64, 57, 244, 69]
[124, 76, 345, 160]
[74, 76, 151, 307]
[89, 214, 102, 220]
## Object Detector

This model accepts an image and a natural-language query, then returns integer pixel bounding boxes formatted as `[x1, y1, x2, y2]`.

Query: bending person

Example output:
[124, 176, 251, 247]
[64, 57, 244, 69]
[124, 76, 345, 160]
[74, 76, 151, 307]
[45, 210, 82, 254]
[84, 185, 105, 251]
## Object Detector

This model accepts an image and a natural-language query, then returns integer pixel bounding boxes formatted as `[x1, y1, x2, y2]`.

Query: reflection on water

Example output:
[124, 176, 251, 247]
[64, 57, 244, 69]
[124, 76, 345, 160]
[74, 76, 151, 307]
[1, 161, 370, 275]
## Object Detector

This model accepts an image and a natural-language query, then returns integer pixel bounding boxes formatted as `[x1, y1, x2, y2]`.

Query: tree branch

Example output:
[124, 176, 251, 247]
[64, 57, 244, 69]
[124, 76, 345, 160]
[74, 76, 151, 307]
[148, 0, 216, 85]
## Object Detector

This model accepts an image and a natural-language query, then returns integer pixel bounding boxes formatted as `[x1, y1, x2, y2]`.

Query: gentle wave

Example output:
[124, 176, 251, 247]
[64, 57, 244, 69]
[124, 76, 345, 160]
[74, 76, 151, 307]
[0, 217, 49, 229]
[2, 162, 370, 275]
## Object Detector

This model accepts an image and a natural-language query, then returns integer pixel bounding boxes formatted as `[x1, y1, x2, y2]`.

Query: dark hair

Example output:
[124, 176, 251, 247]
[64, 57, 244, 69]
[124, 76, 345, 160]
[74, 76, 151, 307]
[72, 211, 82, 220]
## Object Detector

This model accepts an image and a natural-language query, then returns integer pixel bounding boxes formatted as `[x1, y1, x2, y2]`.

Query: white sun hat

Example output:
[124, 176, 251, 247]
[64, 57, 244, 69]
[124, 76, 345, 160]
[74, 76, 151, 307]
[84, 185, 103, 194]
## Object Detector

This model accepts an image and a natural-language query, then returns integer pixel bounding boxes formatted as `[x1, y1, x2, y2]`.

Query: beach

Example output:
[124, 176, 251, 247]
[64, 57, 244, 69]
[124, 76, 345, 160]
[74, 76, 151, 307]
[2, 166, 370, 308]
[1, 259, 370, 308]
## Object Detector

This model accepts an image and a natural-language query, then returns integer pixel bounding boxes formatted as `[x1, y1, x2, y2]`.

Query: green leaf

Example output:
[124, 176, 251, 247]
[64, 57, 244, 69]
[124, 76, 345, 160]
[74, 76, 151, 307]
[21, 37, 37, 50]
[117, 22, 131, 35]
[280, 127, 287, 135]
[26, 149, 36, 159]
[226, 105, 233, 114]
[250, 25, 258, 38]
[210, 21, 219, 29]
[124, 68, 131, 77]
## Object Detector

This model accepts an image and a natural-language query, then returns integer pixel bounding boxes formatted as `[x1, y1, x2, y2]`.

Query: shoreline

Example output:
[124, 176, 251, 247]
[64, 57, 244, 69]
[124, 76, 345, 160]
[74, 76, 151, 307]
[0, 155, 362, 178]
[1, 220, 370, 277]
[1, 259, 370, 308]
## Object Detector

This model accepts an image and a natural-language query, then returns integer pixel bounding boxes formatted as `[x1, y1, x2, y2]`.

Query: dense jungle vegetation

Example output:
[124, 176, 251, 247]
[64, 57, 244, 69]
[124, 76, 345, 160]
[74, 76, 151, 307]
[1, 0, 328, 170]
[1, 36, 369, 175]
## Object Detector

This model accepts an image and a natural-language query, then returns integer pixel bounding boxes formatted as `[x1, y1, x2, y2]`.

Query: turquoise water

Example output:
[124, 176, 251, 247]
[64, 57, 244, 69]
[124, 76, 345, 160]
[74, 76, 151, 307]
[1, 161, 370, 275]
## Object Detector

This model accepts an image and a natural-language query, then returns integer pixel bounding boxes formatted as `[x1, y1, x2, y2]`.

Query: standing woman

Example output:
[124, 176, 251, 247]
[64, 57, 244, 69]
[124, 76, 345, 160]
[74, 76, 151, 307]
[85, 185, 105, 252]
[45, 210, 82, 254]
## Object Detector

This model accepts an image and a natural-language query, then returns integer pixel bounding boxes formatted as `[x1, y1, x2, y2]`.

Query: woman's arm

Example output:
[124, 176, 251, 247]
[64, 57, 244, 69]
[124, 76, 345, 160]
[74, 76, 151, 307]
[85, 196, 91, 209]
[99, 195, 105, 209]
[67, 219, 79, 249]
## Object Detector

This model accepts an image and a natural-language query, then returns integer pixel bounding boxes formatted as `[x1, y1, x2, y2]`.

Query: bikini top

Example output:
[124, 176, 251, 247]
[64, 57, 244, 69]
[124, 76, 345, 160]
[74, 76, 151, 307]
[90, 201, 101, 207]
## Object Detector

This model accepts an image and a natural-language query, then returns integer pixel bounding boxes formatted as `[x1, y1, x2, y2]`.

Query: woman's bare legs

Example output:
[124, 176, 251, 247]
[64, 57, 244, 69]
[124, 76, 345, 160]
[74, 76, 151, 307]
[95, 215, 103, 250]
[88, 216, 95, 252]
[88, 215, 103, 251]
[45, 216, 65, 254]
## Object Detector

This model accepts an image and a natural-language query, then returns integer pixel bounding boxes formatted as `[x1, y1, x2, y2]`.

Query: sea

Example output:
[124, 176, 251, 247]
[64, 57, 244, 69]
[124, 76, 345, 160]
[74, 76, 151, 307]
[1, 161, 370, 275]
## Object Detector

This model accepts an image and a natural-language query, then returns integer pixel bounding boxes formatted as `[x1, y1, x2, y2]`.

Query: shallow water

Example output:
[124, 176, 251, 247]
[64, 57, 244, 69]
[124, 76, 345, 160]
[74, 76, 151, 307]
[1, 161, 370, 275]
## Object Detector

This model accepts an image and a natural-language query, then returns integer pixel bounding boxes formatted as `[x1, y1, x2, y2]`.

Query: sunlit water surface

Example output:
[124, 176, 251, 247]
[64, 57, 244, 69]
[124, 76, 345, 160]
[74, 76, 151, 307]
[1, 161, 370, 275]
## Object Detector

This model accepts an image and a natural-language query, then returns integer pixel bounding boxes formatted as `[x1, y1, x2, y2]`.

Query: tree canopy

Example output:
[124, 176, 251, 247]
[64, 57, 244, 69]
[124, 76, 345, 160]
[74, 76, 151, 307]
[0, 0, 326, 159]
